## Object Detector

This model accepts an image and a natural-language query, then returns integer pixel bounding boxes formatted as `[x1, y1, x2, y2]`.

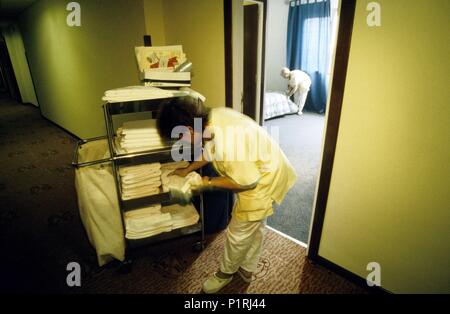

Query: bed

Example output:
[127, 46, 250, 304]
[263, 91, 299, 120]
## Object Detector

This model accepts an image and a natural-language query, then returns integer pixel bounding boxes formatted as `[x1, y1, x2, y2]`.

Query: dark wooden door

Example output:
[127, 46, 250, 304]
[243, 4, 259, 120]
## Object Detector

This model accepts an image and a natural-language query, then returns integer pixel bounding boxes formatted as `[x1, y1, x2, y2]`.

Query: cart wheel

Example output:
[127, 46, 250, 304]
[117, 259, 133, 274]
[193, 241, 204, 252]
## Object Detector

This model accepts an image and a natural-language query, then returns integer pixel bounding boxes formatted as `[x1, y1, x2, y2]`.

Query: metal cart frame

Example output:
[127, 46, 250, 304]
[72, 97, 205, 272]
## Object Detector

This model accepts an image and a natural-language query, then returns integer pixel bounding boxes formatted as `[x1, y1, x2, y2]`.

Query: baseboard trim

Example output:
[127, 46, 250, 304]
[312, 255, 391, 294]
[266, 225, 308, 248]
[265, 226, 390, 293]
[21, 102, 38, 107]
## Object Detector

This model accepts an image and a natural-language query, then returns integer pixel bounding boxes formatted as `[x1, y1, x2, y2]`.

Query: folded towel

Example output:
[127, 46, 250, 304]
[121, 169, 161, 179]
[125, 226, 173, 239]
[124, 204, 162, 219]
[121, 177, 161, 188]
[124, 203, 199, 239]
[120, 145, 167, 154]
[105, 86, 171, 97]
[119, 135, 162, 144]
[122, 184, 160, 195]
[121, 187, 160, 200]
[103, 95, 170, 103]
[119, 163, 161, 176]
[114, 136, 167, 154]
[120, 140, 166, 149]
[122, 178, 161, 189]
[161, 203, 199, 230]
[103, 86, 176, 103]
[179, 87, 206, 103]
[121, 168, 161, 179]
[125, 212, 172, 233]
[121, 167, 161, 177]
[122, 182, 161, 193]
[118, 132, 162, 141]
[161, 161, 190, 170]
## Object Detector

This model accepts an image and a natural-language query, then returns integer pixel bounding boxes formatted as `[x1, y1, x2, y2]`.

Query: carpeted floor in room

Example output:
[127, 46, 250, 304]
[264, 112, 325, 243]
[0, 99, 366, 294]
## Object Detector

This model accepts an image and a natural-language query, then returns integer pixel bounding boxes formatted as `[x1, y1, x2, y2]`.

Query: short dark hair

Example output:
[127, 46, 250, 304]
[156, 96, 210, 140]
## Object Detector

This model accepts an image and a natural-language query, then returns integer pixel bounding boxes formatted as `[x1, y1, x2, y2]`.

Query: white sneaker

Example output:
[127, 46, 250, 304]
[202, 272, 233, 294]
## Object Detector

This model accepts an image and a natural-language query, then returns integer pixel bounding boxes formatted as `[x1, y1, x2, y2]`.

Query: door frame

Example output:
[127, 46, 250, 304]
[224, 0, 354, 259]
[306, 0, 356, 260]
[224, 0, 386, 292]
[224, 0, 266, 123]
[241, 0, 265, 123]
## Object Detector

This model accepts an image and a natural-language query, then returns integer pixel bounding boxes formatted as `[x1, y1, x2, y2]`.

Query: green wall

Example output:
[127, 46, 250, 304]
[318, 0, 450, 293]
[19, 0, 146, 138]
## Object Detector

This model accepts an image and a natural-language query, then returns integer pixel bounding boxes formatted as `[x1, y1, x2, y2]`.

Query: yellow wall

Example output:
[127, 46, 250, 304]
[318, 0, 450, 293]
[143, 0, 166, 46]
[143, 0, 226, 108]
[19, 0, 146, 138]
[2, 24, 39, 106]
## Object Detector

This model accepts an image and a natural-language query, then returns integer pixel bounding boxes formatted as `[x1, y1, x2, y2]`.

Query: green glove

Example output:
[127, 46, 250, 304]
[169, 188, 193, 206]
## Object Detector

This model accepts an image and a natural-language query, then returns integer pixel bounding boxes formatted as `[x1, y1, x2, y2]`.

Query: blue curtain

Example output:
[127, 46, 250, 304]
[287, 0, 331, 113]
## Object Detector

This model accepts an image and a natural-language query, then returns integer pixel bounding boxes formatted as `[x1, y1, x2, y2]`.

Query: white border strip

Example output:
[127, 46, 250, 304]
[266, 225, 308, 248]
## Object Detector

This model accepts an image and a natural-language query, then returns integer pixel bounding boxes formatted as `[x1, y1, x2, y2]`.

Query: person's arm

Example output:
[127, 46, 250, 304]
[287, 82, 298, 97]
[171, 159, 209, 177]
[199, 176, 257, 193]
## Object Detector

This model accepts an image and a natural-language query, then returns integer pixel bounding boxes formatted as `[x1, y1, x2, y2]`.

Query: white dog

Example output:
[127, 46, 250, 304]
[281, 67, 311, 115]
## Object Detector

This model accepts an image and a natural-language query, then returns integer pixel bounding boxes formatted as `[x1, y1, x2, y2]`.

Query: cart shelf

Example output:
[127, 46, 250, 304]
[127, 222, 202, 249]
[100, 97, 205, 265]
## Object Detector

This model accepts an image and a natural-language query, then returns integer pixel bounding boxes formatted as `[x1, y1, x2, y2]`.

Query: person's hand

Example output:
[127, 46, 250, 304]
[190, 176, 208, 192]
[170, 167, 190, 177]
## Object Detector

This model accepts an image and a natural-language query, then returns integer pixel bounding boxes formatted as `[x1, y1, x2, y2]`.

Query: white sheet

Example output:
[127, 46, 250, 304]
[263, 91, 299, 120]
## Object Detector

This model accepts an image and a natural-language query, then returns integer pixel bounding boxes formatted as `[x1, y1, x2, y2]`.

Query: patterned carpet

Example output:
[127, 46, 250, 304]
[0, 99, 367, 294]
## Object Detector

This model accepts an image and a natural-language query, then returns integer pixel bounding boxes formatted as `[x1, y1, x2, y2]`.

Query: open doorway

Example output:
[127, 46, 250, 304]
[0, 37, 21, 102]
[238, 0, 340, 245]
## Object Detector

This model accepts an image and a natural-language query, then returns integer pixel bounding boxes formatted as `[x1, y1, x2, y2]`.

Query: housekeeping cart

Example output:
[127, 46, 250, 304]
[72, 96, 205, 272]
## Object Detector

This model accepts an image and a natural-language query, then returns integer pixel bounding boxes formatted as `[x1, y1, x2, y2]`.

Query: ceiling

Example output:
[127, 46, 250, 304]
[0, 0, 37, 18]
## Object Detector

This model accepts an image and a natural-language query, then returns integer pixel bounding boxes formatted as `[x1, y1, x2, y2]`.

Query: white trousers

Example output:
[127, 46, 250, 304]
[294, 87, 309, 114]
[220, 215, 266, 274]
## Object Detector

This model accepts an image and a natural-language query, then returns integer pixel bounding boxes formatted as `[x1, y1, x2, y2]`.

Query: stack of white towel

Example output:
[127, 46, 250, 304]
[119, 161, 192, 200]
[124, 204, 172, 239]
[119, 163, 162, 200]
[116, 119, 166, 154]
[124, 203, 199, 240]
[102, 86, 177, 103]
[161, 203, 200, 230]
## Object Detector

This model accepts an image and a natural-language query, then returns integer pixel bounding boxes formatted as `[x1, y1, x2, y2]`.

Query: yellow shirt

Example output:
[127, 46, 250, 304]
[204, 108, 297, 222]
